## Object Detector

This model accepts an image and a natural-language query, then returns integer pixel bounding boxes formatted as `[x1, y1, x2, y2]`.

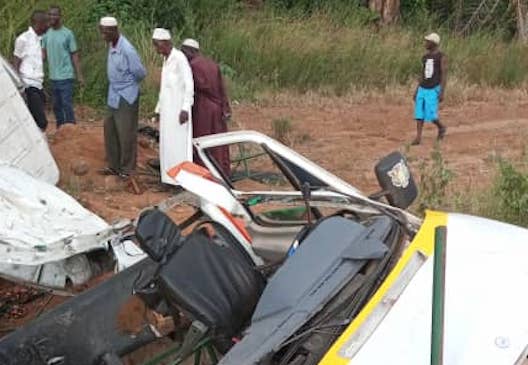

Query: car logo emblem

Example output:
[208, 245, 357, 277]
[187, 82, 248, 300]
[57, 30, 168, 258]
[388, 160, 410, 188]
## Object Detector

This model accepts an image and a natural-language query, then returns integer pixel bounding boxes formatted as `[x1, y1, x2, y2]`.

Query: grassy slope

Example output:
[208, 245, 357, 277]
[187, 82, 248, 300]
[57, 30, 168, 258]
[3, 1, 528, 112]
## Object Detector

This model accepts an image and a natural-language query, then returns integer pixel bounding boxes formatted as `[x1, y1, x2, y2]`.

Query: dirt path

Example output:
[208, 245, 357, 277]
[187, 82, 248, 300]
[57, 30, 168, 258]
[46, 95, 528, 222]
[235, 96, 528, 194]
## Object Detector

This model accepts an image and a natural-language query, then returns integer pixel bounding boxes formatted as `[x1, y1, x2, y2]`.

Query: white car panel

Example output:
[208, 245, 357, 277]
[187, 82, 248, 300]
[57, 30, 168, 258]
[348, 214, 528, 365]
[0, 55, 59, 184]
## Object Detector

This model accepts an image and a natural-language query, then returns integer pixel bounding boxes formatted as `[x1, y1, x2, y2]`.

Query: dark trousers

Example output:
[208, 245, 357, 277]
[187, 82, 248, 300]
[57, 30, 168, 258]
[104, 97, 139, 174]
[51, 79, 75, 127]
[25, 87, 48, 131]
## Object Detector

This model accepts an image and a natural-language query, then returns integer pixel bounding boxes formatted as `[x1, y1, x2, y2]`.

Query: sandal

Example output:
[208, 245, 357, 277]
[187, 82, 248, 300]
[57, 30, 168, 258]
[98, 167, 119, 176]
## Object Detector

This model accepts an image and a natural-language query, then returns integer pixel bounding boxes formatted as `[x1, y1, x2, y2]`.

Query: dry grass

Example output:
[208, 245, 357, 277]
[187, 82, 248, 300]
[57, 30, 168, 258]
[4, 2, 528, 113]
[248, 82, 528, 110]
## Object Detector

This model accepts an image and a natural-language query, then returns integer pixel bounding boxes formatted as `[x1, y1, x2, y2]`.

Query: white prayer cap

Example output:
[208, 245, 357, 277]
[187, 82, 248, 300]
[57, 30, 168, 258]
[100, 16, 118, 27]
[182, 38, 199, 50]
[152, 28, 171, 41]
[424, 32, 440, 45]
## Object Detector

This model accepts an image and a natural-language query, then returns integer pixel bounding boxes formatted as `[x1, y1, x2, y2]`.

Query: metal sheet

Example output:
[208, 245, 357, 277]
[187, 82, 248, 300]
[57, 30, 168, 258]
[0, 56, 59, 184]
[0, 258, 159, 365]
[0, 165, 109, 266]
[347, 214, 528, 365]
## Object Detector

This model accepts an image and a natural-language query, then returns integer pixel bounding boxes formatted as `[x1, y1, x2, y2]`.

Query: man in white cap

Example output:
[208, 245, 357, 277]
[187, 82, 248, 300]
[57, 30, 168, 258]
[411, 32, 447, 145]
[181, 38, 232, 177]
[152, 28, 194, 186]
[99, 16, 146, 178]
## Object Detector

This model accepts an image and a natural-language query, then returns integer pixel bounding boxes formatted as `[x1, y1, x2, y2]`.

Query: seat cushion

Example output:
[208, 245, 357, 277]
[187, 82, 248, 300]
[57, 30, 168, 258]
[135, 208, 183, 262]
[158, 230, 265, 337]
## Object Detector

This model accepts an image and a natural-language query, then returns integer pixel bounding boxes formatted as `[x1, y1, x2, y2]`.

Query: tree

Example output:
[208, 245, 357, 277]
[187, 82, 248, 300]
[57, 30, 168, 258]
[513, 0, 528, 41]
[369, 0, 401, 24]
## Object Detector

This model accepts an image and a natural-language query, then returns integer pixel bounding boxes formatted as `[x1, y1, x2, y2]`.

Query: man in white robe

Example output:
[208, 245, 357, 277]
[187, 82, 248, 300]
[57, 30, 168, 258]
[152, 28, 194, 185]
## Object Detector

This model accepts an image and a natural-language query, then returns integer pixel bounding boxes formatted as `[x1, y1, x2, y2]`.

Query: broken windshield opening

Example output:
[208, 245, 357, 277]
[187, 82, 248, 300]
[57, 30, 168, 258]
[203, 141, 329, 193]
[205, 142, 297, 192]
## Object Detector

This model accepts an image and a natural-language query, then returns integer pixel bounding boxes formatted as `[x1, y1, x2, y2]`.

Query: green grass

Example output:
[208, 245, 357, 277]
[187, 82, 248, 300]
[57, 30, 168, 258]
[3, 1, 528, 112]
[473, 160, 528, 227]
[414, 145, 454, 215]
[416, 148, 528, 228]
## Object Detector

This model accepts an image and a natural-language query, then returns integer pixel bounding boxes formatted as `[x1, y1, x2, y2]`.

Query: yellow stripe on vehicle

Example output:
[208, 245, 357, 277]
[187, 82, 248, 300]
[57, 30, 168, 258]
[319, 210, 448, 365]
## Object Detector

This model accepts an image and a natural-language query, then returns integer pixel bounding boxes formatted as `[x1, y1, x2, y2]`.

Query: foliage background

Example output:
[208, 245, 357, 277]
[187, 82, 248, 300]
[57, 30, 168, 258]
[2, 0, 527, 112]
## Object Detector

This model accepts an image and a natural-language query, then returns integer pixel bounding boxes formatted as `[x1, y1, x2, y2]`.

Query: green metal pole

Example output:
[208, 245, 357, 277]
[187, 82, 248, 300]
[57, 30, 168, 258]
[431, 226, 447, 365]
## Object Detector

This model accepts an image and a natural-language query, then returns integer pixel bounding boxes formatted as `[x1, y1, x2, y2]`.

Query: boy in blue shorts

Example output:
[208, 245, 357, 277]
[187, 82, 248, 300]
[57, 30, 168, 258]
[412, 32, 447, 145]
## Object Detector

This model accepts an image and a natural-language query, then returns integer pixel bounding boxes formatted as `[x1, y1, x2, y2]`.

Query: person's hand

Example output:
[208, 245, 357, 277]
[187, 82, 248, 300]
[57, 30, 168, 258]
[222, 112, 231, 122]
[77, 75, 85, 89]
[179, 110, 189, 124]
[439, 91, 444, 103]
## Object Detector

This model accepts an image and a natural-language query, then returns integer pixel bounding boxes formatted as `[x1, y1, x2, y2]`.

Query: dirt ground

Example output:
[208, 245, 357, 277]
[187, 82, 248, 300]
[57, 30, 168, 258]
[2, 94, 528, 363]
[235, 94, 528, 193]
[44, 94, 528, 221]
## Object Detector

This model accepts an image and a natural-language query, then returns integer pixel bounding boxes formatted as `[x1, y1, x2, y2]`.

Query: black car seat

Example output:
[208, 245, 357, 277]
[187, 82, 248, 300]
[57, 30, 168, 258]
[135, 209, 266, 358]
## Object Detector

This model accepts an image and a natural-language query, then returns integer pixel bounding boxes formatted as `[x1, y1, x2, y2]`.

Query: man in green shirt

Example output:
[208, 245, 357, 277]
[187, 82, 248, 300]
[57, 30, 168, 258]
[42, 5, 84, 128]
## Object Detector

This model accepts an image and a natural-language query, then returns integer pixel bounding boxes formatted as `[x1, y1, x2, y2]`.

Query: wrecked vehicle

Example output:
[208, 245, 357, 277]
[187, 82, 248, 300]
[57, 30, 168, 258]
[1, 52, 527, 365]
[1, 130, 528, 365]
[0, 56, 143, 291]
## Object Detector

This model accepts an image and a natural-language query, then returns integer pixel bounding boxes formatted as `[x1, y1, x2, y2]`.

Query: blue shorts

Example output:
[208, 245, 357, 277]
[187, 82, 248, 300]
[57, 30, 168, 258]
[414, 85, 441, 122]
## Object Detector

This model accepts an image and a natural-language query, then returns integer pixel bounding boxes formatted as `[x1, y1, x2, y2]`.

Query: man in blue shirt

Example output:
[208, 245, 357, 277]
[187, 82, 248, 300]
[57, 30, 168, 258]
[99, 17, 146, 178]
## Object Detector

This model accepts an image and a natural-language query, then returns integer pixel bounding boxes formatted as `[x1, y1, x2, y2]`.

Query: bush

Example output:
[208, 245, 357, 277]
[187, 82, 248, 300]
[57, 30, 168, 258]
[87, 0, 239, 34]
[3, 0, 528, 113]
[490, 160, 528, 226]
[416, 146, 454, 214]
[271, 117, 293, 145]
[444, 158, 528, 228]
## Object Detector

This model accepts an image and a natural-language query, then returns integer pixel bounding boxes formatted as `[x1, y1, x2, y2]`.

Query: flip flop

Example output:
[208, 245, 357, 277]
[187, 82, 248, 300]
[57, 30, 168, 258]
[98, 167, 119, 176]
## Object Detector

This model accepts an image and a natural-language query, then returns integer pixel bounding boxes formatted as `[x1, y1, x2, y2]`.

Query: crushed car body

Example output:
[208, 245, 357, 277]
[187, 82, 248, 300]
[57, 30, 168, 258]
[0, 55, 58, 184]
[1, 127, 527, 365]
[0, 58, 526, 364]
[320, 212, 528, 365]
[0, 56, 144, 289]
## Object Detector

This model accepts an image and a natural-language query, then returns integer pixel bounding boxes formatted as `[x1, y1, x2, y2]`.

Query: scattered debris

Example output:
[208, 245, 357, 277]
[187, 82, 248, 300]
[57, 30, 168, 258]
[0, 285, 44, 321]
[71, 159, 89, 176]
[138, 124, 160, 142]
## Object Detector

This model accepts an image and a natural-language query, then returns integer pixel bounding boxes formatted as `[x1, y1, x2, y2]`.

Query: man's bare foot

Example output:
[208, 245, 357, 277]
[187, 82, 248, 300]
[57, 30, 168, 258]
[127, 176, 143, 195]
[411, 138, 421, 146]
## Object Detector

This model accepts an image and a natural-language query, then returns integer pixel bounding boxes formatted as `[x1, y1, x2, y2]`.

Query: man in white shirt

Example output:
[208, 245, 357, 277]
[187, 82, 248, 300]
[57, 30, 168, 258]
[13, 11, 49, 131]
[152, 28, 194, 186]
